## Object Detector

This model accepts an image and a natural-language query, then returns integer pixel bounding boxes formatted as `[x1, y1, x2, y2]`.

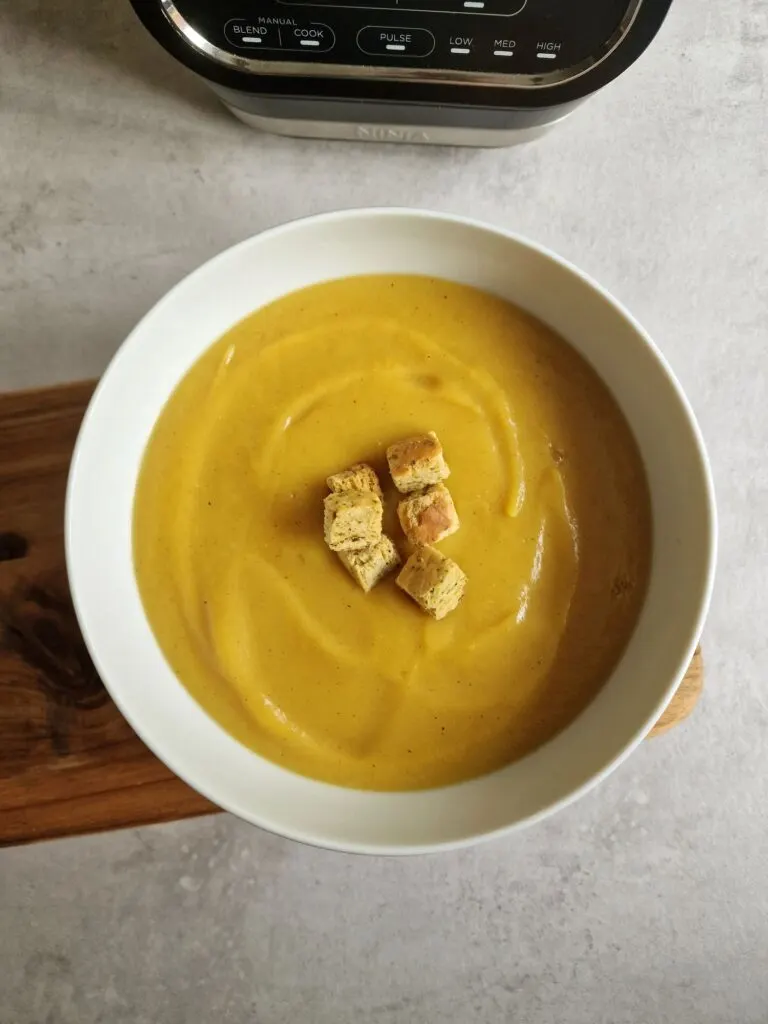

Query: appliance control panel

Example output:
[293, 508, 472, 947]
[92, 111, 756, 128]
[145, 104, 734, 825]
[160, 0, 640, 81]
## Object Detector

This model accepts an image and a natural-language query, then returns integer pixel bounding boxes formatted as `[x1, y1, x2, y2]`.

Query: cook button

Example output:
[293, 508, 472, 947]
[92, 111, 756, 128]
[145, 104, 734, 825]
[224, 20, 280, 49]
[282, 22, 335, 52]
[357, 26, 435, 58]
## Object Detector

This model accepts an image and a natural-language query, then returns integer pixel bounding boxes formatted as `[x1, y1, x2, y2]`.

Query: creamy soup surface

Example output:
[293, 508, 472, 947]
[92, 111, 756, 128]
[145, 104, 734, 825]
[133, 275, 651, 790]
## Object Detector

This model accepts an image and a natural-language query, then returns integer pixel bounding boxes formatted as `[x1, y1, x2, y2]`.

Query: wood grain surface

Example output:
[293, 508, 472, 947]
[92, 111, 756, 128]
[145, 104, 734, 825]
[0, 381, 702, 847]
[0, 382, 216, 847]
[648, 646, 704, 737]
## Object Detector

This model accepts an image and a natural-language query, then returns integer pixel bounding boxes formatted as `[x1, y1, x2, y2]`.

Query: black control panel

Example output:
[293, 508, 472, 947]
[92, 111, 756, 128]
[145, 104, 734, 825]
[168, 0, 637, 78]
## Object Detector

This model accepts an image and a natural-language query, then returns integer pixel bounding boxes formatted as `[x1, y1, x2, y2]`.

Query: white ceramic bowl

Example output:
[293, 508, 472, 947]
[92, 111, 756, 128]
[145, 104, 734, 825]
[66, 209, 716, 855]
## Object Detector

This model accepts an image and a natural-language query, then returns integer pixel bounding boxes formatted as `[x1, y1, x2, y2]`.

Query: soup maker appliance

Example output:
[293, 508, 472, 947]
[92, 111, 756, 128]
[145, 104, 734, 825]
[130, 0, 674, 145]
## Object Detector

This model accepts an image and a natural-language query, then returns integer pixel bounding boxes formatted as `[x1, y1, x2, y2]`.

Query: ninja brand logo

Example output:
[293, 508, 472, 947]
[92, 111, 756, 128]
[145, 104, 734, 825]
[354, 126, 431, 143]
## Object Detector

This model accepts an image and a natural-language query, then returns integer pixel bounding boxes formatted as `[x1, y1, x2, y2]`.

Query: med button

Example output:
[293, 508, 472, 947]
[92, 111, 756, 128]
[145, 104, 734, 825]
[357, 26, 435, 58]
[283, 22, 335, 52]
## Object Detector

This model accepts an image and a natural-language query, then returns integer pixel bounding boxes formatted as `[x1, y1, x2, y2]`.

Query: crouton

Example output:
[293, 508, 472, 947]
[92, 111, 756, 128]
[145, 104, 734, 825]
[338, 535, 401, 593]
[397, 483, 459, 546]
[396, 546, 467, 620]
[323, 489, 383, 552]
[386, 431, 450, 494]
[327, 462, 383, 499]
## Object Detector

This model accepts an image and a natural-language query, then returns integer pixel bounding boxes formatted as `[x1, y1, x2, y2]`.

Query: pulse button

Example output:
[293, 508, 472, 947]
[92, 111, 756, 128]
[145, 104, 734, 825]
[357, 26, 435, 58]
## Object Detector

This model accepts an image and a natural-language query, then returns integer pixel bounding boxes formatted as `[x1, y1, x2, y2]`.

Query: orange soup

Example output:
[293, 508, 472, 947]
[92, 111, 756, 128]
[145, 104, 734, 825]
[133, 275, 651, 790]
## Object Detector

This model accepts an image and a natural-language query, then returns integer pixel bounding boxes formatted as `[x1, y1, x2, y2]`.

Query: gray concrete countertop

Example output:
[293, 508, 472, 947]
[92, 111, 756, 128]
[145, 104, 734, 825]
[1, 1, 766, 1022]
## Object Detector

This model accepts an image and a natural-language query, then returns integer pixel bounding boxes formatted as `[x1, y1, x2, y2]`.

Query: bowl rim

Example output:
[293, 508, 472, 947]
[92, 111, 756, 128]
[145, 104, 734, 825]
[65, 206, 718, 855]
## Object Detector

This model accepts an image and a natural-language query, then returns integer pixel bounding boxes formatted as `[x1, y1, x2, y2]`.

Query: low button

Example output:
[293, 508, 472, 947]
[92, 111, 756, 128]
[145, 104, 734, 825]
[282, 22, 335, 52]
[357, 26, 435, 58]
[224, 20, 280, 49]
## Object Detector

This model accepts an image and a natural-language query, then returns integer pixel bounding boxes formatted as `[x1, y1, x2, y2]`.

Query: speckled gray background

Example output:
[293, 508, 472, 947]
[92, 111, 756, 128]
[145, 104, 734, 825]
[1, 0, 766, 1020]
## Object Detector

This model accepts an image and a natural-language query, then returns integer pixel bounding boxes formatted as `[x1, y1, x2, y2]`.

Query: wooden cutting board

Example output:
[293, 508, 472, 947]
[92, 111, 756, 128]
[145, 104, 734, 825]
[0, 381, 703, 847]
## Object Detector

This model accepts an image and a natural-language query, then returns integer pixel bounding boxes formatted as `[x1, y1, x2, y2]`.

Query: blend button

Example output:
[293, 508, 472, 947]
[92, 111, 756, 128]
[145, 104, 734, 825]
[357, 26, 435, 58]
[224, 20, 281, 49]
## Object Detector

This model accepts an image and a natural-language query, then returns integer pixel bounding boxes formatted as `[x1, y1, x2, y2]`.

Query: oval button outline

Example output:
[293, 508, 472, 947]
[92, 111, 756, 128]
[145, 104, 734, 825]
[223, 19, 282, 49]
[356, 25, 436, 58]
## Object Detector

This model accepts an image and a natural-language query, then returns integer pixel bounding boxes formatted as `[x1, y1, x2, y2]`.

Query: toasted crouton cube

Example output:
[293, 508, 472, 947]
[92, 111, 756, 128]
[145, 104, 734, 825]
[397, 483, 459, 546]
[327, 462, 383, 499]
[339, 535, 401, 593]
[386, 431, 450, 494]
[324, 489, 383, 552]
[396, 546, 467, 620]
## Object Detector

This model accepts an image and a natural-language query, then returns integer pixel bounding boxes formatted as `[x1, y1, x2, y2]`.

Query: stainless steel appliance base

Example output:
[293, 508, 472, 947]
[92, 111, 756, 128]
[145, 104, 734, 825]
[223, 104, 570, 147]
